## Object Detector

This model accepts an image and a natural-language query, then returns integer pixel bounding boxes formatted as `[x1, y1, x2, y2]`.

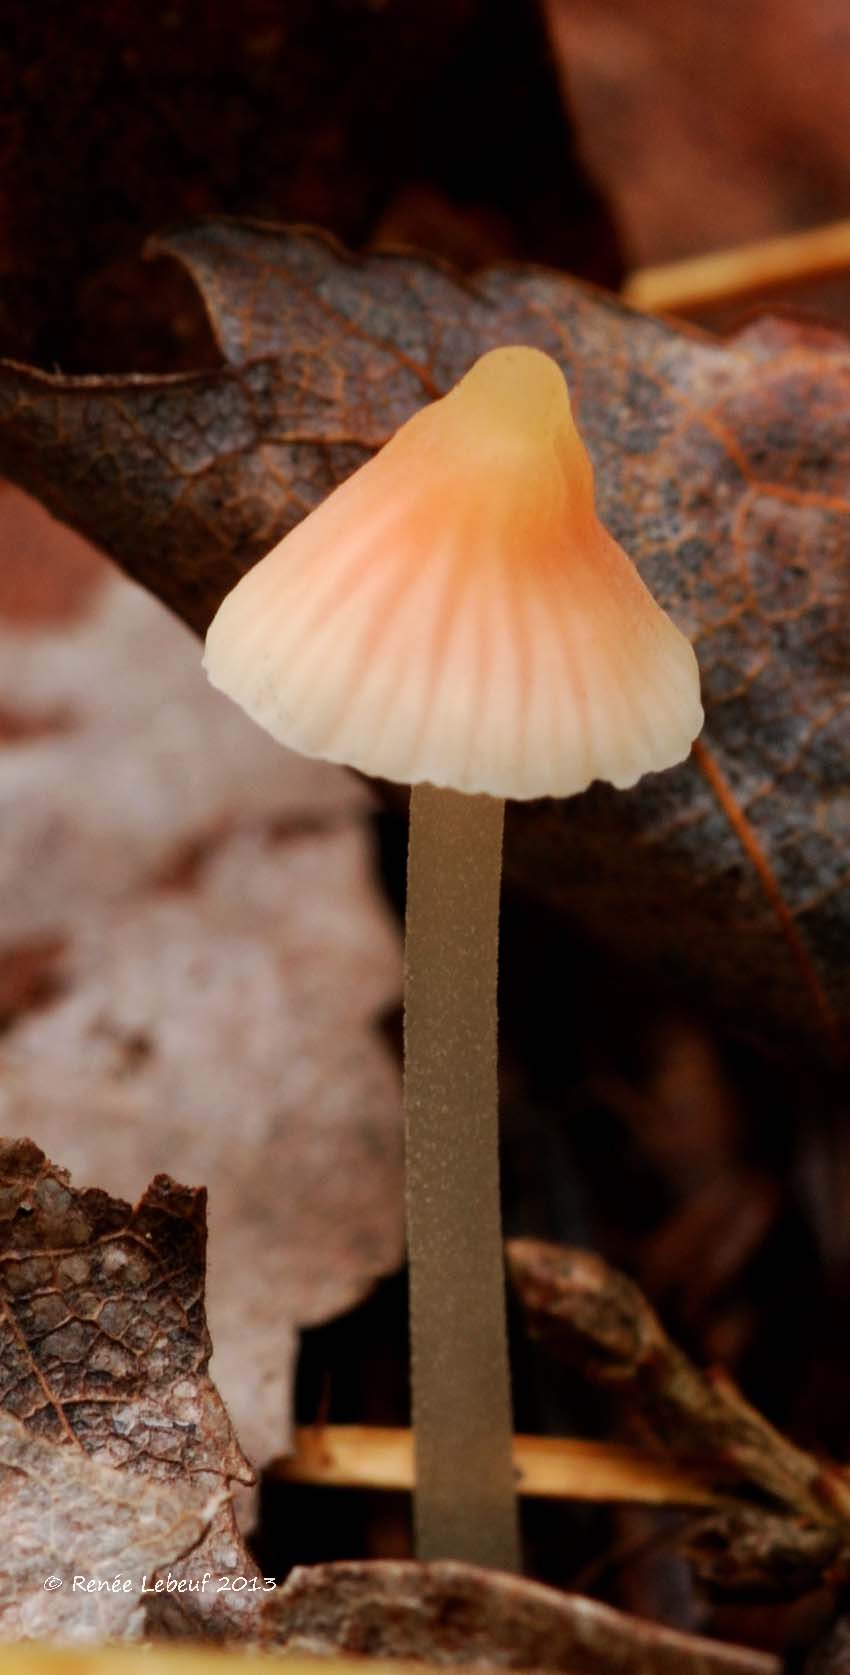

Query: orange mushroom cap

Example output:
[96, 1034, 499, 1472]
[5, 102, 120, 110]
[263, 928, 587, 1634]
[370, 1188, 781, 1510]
[204, 346, 703, 798]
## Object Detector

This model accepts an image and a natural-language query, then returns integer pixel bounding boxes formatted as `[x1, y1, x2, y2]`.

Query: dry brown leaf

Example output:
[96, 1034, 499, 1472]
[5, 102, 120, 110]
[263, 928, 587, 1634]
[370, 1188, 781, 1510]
[0, 1138, 260, 1638]
[0, 1139, 245, 1476]
[0, 489, 404, 1475]
[264, 1559, 779, 1675]
[0, 1408, 222, 1644]
[0, 223, 846, 1051]
[508, 1237, 850, 1598]
[543, 0, 850, 268]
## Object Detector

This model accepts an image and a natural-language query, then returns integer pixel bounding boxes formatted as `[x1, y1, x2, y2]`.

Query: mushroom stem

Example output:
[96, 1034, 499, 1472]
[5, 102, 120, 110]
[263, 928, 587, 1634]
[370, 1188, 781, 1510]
[403, 783, 519, 1571]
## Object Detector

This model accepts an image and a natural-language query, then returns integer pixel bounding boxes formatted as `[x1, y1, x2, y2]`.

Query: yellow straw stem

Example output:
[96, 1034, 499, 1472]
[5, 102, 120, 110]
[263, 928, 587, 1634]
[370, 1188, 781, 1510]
[273, 1425, 717, 1509]
[623, 217, 850, 316]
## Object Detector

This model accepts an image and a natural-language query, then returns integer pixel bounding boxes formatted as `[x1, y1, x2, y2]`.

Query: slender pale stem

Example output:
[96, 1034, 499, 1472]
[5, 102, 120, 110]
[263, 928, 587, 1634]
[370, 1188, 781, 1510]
[403, 783, 519, 1571]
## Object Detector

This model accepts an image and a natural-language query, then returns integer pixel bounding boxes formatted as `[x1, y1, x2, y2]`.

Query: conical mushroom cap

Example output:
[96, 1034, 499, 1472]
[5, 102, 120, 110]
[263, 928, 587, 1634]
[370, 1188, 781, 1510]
[204, 346, 702, 799]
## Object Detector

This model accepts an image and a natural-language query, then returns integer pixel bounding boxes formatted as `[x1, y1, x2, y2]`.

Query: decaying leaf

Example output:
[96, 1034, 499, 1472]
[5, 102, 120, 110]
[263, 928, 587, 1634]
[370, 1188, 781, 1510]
[0, 1408, 222, 1644]
[508, 1237, 850, 1598]
[0, 222, 845, 1052]
[0, 1138, 258, 1638]
[0, 491, 405, 1476]
[263, 1559, 779, 1675]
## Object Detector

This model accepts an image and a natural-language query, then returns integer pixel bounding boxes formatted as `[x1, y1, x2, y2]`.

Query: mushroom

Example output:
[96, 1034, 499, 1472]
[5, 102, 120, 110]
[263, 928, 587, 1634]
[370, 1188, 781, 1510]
[203, 345, 703, 1573]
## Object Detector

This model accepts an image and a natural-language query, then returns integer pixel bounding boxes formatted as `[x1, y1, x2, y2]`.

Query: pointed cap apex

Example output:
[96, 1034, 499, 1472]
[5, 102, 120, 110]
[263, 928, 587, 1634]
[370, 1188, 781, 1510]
[204, 346, 702, 799]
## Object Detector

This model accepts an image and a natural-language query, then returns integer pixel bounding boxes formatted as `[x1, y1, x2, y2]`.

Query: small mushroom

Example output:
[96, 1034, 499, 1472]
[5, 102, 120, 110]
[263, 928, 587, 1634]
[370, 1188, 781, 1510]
[204, 345, 703, 1573]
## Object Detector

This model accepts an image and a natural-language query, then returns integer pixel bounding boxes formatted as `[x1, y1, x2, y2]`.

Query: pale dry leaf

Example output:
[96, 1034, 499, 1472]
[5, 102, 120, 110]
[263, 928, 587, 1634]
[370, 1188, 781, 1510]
[0, 1408, 223, 1645]
[0, 489, 405, 1477]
